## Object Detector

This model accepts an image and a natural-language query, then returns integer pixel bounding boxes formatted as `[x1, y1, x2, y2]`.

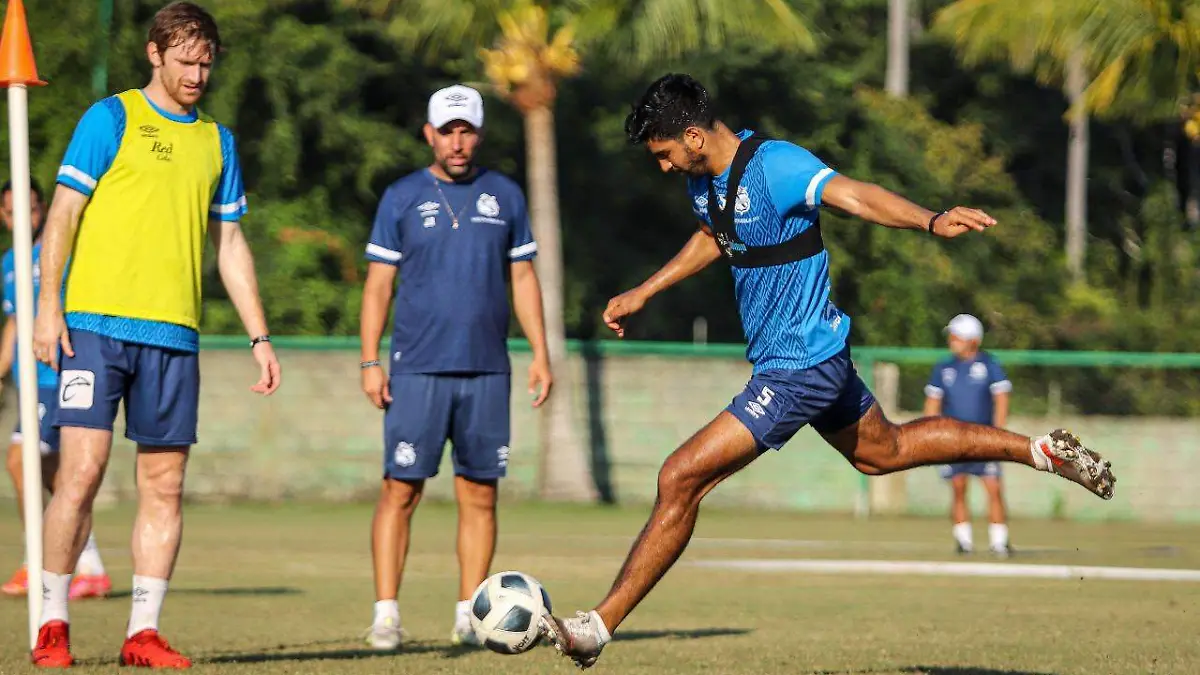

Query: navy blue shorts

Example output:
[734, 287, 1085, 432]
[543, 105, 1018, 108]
[51, 329, 200, 447]
[728, 346, 876, 451]
[12, 386, 61, 454]
[939, 462, 1001, 479]
[383, 373, 511, 481]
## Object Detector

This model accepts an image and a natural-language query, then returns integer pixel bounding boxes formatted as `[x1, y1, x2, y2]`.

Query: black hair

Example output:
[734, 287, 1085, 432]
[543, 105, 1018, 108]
[1, 179, 44, 203]
[625, 73, 718, 145]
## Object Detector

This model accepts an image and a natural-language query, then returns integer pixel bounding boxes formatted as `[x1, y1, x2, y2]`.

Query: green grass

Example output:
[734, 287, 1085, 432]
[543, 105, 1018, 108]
[0, 500, 1197, 674]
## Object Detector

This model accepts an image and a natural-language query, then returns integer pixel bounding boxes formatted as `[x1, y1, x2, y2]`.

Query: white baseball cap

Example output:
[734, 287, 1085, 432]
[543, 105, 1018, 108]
[945, 314, 984, 341]
[428, 84, 484, 130]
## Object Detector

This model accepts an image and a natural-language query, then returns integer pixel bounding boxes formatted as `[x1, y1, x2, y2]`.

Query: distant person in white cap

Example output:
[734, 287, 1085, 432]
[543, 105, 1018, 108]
[923, 314, 1013, 557]
[358, 83, 553, 649]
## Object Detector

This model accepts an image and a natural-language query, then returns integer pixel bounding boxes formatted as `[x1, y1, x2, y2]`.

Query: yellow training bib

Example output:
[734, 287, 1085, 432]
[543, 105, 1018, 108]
[65, 89, 223, 330]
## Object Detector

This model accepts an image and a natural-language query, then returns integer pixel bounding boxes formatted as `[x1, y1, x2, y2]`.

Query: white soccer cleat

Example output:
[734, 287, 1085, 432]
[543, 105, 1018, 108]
[450, 625, 482, 647]
[364, 617, 404, 651]
[1032, 429, 1116, 500]
[540, 611, 608, 669]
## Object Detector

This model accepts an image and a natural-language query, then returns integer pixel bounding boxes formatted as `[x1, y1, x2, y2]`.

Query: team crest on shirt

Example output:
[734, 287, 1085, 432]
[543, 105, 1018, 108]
[969, 362, 989, 382]
[941, 368, 957, 386]
[476, 193, 500, 218]
[417, 201, 440, 228]
[734, 185, 751, 215]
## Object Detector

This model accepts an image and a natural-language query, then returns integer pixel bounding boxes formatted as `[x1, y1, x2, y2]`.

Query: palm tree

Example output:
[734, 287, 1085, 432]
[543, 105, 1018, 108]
[934, 0, 1200, 278]
[355, 0, 816, 502]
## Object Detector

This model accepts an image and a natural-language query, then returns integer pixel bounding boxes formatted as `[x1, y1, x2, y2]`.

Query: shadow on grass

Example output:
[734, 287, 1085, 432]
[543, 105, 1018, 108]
[899, 668, 1058, 675]
[107, 586, 302, 599]
[199, 641, 459, 665]
[614, 627, 752, 642]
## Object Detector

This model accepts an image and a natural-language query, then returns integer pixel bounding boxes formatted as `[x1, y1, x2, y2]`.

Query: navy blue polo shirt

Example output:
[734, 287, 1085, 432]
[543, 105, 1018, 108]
[925, 352, 1011, 425]
[365, 167, 537, 374]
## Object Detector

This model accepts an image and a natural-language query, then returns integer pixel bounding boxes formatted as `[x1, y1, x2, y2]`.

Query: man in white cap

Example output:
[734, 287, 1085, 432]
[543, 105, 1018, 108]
[358, 84, 553, 649]
[924, 314, 1014, 557]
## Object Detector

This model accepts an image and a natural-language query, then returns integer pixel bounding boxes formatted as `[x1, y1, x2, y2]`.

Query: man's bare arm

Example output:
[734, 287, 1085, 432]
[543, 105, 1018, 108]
[36, 187, 88, 319]
[821, 175, 996, 237]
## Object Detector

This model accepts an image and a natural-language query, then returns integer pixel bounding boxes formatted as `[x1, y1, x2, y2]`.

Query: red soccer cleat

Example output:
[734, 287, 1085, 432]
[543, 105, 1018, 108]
[2, 565, 28, 596]
[120, 629, 192, 669]
[69, 574, 113, 600]
[31, 620, 75, 668]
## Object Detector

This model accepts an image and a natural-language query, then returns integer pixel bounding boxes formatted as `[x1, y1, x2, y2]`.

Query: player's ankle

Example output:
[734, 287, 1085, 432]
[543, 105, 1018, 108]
[374, 599, 400, 627]
[127, 576, 169, 638]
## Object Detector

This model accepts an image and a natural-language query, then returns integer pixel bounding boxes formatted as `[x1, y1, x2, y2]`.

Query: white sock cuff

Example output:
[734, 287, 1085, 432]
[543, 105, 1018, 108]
[989, 523, 1009, 545]
[374, 599, 400, 623]
[588, 610, 612, 644]
[132, 575, 169, 592]
[1030, 436, 1052, 472]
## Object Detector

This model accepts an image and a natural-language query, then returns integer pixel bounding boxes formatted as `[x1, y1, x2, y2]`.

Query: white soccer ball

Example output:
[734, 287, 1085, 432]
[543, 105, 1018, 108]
[468, 570, 552, 655]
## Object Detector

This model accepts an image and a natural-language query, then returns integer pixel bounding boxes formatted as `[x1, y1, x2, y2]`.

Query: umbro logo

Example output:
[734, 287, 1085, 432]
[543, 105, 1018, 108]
[139, 124, 159, 138]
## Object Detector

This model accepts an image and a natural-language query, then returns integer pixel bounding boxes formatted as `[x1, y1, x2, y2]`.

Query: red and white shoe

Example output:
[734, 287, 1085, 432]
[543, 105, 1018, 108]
[2, 565, 28, 596]
[120, 629, 192, 669]
[1032, 430, 1116, 500]
[69, 574, 112, 600]
[31, 620, 75, 668]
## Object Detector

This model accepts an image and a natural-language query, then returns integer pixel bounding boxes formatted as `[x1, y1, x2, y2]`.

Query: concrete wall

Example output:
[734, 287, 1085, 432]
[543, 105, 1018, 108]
[0, 348, 1193, 523]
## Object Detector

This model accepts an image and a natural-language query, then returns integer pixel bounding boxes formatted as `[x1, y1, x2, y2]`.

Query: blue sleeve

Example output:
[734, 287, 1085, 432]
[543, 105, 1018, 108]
[507, 186, 537, 262]
[210, 125, 248, 221]
[2, 251, 13, 316]
[365, 186, 404, 265]
[988, 357, 1012, 394]
[56, 98, 124, 197]
[762, 141, 838, 218]
[925, 362, 945, 399]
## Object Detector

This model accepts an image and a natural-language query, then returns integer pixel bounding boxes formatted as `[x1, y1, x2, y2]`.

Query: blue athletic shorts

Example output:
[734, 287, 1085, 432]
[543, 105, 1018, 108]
[383, 373, 511, 481]
[728, 346, 876, 451]
[51, 329, 200, 447]
[12, 386, 61, 454]
[939, 462, 1001, 479]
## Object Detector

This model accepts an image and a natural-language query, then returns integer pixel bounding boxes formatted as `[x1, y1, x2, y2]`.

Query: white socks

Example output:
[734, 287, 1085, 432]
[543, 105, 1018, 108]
[39, 571, 71, 627]
[1030, 435, 1053, 472]
[588, 610, 612, 645]
[76, 533, 106, 576]
[128, 576, 169, 638]
[952, 522, 973, 551]
[374, 599, 400, 628]
[455, 599, 471, 631]
[989, 523, 1010, 550]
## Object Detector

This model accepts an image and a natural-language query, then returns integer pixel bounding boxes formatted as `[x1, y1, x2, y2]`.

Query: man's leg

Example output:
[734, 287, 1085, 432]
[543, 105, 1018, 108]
[368, 373, 450, 650]
[127, 447, 189, 636]
[982, 473, 1010, 556]
[820, 404, 1115, 499]
[2, 436, 28, 595]
[448, 372, 508, 645]
[543, 411, 761, 667]
[369, 477, 424, 647]
[949, 473, 973, 553]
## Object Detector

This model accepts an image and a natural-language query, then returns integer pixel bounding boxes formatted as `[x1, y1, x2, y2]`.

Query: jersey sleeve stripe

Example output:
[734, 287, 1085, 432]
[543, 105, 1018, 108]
[989, 380, 1013, 394]
[57, 165, 98, 192]
[210, 196, 248, 215]
[508, 242, 538, 259]
[924, 384, 944, 399]
[366, 243, 402, 262]
[805, 167, 835, 208]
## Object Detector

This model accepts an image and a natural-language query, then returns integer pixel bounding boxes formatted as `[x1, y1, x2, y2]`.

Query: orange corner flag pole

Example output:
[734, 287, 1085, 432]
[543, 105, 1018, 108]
[0, 0, 45, 87]
[0, 0, 46, 652]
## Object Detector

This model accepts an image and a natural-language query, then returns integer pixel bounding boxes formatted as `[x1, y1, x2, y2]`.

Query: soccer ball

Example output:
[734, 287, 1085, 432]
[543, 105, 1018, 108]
[468, 570, 552, 655]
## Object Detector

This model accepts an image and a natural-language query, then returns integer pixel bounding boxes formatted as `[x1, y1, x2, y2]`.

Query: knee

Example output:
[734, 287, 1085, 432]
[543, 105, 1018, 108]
[381, 479, 423, 513]
[456, 479, 497, 515]
[137, 466, 185, 505]
[852, 424, 904, 476]
[57, 457, 106, 504]
[655, 455, 704, 508]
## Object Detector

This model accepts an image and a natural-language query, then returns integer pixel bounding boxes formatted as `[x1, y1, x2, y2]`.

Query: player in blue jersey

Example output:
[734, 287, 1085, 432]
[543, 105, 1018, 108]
[925, 314, 1014, 557]
[540, 74, 1118, 668]
[359, 84, 552, 650]
[0, 181, 111, 600]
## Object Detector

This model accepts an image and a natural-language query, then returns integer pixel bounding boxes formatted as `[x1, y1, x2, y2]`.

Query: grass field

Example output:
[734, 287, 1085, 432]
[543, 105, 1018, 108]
[0, 500, 1197, 674]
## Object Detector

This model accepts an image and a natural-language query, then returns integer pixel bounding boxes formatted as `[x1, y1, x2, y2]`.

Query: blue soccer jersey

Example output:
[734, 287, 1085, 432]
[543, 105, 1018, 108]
[925, 353, 1012, 425]
[688, 130, 849, 373]
[365, 168, 537, 374]
[3, 242, 62, 389]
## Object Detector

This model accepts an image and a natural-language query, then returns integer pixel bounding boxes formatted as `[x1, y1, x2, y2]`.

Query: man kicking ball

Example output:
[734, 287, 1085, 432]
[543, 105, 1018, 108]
[539, 73, 1116, 669]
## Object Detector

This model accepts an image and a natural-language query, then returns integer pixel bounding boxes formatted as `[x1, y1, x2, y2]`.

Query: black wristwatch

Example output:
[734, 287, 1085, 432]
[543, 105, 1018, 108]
[927, 210, 947, 234]
[249, 335, 271, 349]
